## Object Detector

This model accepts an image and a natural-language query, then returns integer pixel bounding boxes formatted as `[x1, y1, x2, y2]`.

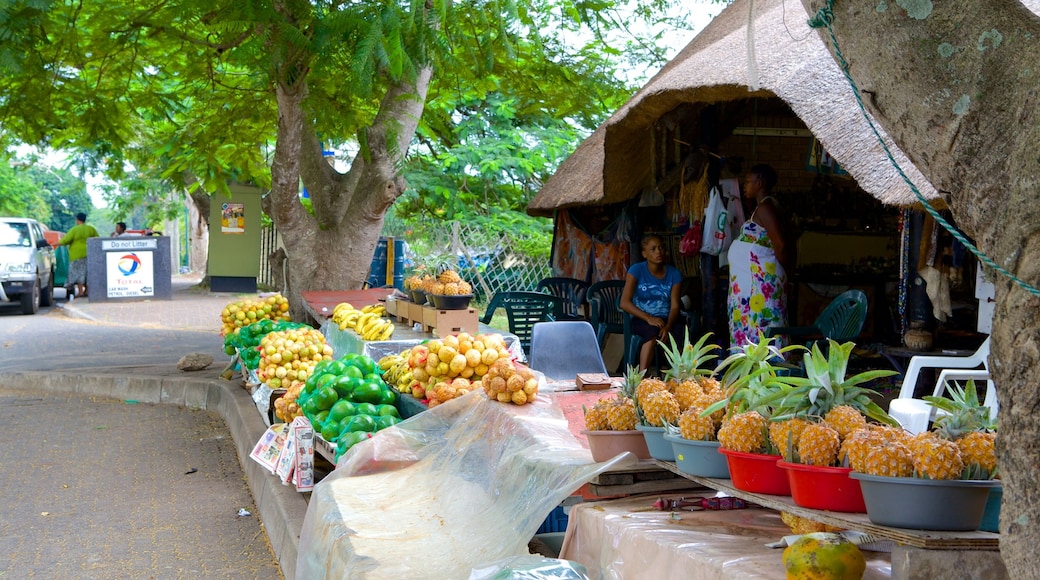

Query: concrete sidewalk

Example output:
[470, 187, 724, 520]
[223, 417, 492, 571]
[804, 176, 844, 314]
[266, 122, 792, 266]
[0, 277, 308, 579]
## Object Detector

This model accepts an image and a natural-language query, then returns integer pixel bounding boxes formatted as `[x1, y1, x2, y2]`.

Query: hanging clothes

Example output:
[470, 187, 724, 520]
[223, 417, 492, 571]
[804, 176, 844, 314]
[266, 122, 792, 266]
[551, 209, 632, 284]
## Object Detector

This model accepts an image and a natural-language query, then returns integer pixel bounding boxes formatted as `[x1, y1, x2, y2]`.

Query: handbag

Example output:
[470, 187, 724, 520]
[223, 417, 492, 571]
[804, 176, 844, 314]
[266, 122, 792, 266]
[679, 220, 702, 256]
[700, 186, 728, 256]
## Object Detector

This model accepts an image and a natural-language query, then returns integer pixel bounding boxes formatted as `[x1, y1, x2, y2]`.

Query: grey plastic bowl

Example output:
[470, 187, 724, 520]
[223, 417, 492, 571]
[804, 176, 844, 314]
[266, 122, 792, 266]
[636, 424, 675, 461]
[429, 294, 473, 310]
[409, 289, 427, 305]
[850, 472, 1001, 531]
[664, 434, 729, 478]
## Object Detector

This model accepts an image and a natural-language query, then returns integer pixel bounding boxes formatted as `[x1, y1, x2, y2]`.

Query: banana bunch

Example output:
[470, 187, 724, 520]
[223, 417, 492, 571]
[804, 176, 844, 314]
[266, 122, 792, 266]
[331, 302, 394, 340]
[378, 351, 413, 394]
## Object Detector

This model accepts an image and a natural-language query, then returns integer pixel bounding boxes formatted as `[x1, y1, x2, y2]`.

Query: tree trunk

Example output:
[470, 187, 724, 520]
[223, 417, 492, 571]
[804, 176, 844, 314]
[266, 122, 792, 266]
[265, 58, 433, 321]
[186, 190, 210, 276]
[802, 1, 1040, 574]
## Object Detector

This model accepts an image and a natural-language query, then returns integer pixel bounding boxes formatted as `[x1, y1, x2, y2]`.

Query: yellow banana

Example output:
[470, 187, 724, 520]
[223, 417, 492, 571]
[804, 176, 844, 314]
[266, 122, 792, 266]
[365, 320, 387, 341]
[377, 322, 394, 341]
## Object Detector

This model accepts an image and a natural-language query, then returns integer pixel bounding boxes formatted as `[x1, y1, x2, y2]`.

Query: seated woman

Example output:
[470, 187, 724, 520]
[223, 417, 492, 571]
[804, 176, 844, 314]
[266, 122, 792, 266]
[620, 234, 683, 372]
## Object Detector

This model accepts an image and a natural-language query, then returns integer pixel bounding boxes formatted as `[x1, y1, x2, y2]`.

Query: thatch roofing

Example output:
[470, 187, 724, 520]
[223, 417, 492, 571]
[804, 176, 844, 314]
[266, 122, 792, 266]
[527, 0, 939, 217]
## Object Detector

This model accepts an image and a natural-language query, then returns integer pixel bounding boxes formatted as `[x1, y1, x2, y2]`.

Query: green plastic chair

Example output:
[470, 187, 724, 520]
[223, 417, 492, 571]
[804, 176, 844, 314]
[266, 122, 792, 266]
[587, 280, 626, 349]
[766, 289, 869, 351]
[479, 291, 564, 357]
[535, 277, 589, 321]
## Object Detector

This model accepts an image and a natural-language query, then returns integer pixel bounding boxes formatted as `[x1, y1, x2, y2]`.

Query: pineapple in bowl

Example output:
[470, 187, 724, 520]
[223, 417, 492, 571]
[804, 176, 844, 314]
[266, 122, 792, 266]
[848, 379, 1001, 530]
[756, 339, 901, 510]
[580, 369, 651, 462]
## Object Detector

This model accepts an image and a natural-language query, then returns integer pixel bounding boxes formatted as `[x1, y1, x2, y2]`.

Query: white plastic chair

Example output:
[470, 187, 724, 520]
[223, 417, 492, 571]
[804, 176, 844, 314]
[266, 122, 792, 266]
[888, 337, 992, 434]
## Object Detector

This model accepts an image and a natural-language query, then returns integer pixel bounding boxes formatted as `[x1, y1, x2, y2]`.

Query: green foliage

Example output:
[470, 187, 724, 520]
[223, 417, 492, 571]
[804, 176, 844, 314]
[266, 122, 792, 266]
[0, 162, 50, 221]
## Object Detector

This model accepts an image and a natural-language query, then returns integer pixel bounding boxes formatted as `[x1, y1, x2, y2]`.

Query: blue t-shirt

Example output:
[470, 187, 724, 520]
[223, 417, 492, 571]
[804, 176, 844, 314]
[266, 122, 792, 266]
[628, 261, 682, 318]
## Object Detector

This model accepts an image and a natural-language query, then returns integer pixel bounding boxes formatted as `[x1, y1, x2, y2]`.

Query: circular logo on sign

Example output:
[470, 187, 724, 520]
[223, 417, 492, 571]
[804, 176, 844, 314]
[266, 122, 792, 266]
[117, 253, 142, 276]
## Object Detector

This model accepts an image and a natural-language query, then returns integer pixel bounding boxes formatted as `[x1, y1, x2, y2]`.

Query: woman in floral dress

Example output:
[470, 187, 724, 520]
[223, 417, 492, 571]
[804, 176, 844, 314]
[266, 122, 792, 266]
[727, 164, 789, 350]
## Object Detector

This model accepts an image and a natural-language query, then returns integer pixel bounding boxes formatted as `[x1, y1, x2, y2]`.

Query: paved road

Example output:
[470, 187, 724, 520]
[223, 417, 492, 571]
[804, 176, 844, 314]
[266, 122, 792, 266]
[0, 278, 286, 579]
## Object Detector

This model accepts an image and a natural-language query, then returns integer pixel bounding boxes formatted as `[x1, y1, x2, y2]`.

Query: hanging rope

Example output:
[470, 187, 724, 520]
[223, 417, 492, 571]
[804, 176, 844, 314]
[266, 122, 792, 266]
[807, 1, 1040, 298]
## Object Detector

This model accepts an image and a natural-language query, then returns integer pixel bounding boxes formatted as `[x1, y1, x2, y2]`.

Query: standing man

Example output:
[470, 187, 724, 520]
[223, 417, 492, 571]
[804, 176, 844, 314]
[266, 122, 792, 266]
[58, 212, 99, 299]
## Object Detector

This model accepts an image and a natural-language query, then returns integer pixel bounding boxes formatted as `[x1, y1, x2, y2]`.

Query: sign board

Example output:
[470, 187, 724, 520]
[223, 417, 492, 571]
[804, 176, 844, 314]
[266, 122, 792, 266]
[105, 250, 155, 298]
[101, 238, 158, 251]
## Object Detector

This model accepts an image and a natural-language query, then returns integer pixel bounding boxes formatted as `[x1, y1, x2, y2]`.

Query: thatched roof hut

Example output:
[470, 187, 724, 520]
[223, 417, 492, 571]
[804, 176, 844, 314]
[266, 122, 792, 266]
[527, 0, 939, 217]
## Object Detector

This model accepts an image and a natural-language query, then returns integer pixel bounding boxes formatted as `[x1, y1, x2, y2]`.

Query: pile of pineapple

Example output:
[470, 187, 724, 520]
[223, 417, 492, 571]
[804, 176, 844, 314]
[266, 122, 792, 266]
[419, 269, 473, 296]
[846, 380, 997, 480]
[583, 331, 727, 437]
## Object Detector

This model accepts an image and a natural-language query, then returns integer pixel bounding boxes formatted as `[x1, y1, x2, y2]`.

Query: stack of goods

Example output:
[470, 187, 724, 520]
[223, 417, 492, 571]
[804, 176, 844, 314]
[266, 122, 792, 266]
[402, 333, 512, 406]
[295, 353, 402, 461]
[264, 327, 335, 421]
[220, 294, 291, 336]
[330, 302, 395, 340]
[420, 269, 473, 297]
[223, 319, 311, 372]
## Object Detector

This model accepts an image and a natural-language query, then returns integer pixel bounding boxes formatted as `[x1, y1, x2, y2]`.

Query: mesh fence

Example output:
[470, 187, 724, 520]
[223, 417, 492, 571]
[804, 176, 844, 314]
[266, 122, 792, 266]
[402, 220, 552, 305]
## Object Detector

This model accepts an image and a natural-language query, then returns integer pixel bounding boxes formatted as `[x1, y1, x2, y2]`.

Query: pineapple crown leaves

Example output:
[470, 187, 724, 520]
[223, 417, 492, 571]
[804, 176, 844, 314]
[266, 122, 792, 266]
[699, 335, 802, 420]
[925, 379, 996, 436]
[621, 364, 648, 424]
[759, 339, 899, 427]
[659, 329, 720, 383]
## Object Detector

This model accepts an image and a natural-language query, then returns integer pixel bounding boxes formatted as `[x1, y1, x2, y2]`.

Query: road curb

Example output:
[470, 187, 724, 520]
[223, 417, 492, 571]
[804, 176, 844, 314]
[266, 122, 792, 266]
[0, 370, 306, 579]
[55, 301, 98, 322]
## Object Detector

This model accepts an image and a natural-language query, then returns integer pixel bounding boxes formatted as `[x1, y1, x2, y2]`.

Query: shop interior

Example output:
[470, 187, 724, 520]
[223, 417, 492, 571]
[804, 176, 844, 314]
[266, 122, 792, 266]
[551, 97, 988, 357]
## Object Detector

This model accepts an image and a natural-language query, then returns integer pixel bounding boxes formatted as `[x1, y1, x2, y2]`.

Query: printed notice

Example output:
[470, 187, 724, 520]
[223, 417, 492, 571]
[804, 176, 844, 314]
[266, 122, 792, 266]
[105, 251, 155, 298]
[222, 202, 245, 234]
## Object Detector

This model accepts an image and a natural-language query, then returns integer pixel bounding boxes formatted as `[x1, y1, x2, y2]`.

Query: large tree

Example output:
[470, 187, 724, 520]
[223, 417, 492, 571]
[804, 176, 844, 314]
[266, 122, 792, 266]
[0, 0, 688, 318]
[803, 0, 1039, 574]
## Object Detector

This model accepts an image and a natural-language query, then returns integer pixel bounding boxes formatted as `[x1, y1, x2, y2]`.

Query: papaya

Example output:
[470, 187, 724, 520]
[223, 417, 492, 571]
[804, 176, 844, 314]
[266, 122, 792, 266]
[782, 532, 865, 580]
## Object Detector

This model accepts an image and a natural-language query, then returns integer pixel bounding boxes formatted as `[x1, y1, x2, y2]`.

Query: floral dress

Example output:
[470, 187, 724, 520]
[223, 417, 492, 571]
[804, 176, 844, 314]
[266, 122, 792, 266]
[727, 220, 787, 350]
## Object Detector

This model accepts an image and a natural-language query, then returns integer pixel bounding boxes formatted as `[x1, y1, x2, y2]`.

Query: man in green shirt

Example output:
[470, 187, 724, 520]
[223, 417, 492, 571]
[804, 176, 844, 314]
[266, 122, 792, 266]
[58, 212, 99, 299]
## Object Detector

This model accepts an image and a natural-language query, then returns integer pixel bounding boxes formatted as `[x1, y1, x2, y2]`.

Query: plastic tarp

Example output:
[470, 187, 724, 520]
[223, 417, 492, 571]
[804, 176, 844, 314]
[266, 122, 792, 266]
[296, 389, 635, 579]
[560, 496, 893, 579]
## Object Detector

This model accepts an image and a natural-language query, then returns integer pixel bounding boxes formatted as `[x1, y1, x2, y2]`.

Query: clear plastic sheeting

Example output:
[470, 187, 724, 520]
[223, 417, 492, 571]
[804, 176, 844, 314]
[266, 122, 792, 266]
[560, 496, 892, 579]
[468, 556, 590, 580]
[296, 390, 636, 579]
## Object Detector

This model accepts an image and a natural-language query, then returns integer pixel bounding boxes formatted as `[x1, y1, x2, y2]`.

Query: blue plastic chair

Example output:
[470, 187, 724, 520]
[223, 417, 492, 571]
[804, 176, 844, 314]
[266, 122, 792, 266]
[528, 321, 609, 380]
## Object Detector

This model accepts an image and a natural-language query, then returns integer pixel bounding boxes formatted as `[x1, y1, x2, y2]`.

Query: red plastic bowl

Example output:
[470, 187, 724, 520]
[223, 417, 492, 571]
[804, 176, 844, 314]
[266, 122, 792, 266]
[718, 448, 791, 495]
[778, 461, 867, 513]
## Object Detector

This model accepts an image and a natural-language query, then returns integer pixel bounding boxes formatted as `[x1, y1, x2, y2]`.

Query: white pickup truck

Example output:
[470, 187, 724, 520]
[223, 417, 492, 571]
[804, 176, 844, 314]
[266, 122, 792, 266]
[0, 217, 56, 314]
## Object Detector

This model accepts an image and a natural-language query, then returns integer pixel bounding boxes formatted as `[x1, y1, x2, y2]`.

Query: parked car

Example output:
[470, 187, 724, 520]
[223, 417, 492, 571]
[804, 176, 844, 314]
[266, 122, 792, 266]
[0, 217, 56, 314]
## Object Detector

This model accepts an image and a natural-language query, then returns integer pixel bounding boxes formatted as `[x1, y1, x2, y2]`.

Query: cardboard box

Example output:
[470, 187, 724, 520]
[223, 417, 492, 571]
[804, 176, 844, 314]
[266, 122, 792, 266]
[422, 306, 479, 337]
[576, 373, 613, 390]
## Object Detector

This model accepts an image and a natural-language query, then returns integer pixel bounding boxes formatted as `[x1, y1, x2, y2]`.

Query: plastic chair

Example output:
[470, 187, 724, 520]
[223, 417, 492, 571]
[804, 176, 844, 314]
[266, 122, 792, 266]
[479, 291, 564, 357]
[535, 277, 590, 321]
[587, 280, 626, 349]
[528, 321, 609, 380]
[620, 297, 699, 372]
[888, 337, 992, 434]
[766, 289, 869, 351]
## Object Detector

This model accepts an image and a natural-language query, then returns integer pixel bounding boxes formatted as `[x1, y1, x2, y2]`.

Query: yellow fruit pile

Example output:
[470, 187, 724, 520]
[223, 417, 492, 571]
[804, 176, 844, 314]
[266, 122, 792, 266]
[405, 333, 511, 405]
[220, 294, 291, 336]
[330, 302, 395, 341]
[481, 358, 539, 406]
[260, 327, 334, 422]
[378, 350, 413, 393]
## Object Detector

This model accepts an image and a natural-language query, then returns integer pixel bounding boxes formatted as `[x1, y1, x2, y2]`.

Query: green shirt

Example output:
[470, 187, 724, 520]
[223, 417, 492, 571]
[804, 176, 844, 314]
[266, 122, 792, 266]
[59, 223, 99, 261]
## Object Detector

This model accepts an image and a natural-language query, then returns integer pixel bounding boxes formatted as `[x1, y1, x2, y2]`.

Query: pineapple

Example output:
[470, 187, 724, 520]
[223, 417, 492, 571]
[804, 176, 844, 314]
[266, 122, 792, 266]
[673, 380, 704, 412]
[823, 405, 868, 439]
[913, 438, 965, 480]
[769, 417, 812, 462]
[717, 410, 767, 454]
[678, 407, 716, 441]
[583, 401, 610, 431]
[636, 377, 669, 404]
[659, 330, 720, 406]
[924, 379, 997, 479]
[958, 431, 997, 477]
[863, 441, 914, 477]
[840, 427, 882, 471]
[797, 422, 841, 466]
[780, 511, 845, 535]
[607, 397, 638, 431]
[438, 269, 463, 284]
[642, 390, 680, 427]
[694, 390, 726, 427]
